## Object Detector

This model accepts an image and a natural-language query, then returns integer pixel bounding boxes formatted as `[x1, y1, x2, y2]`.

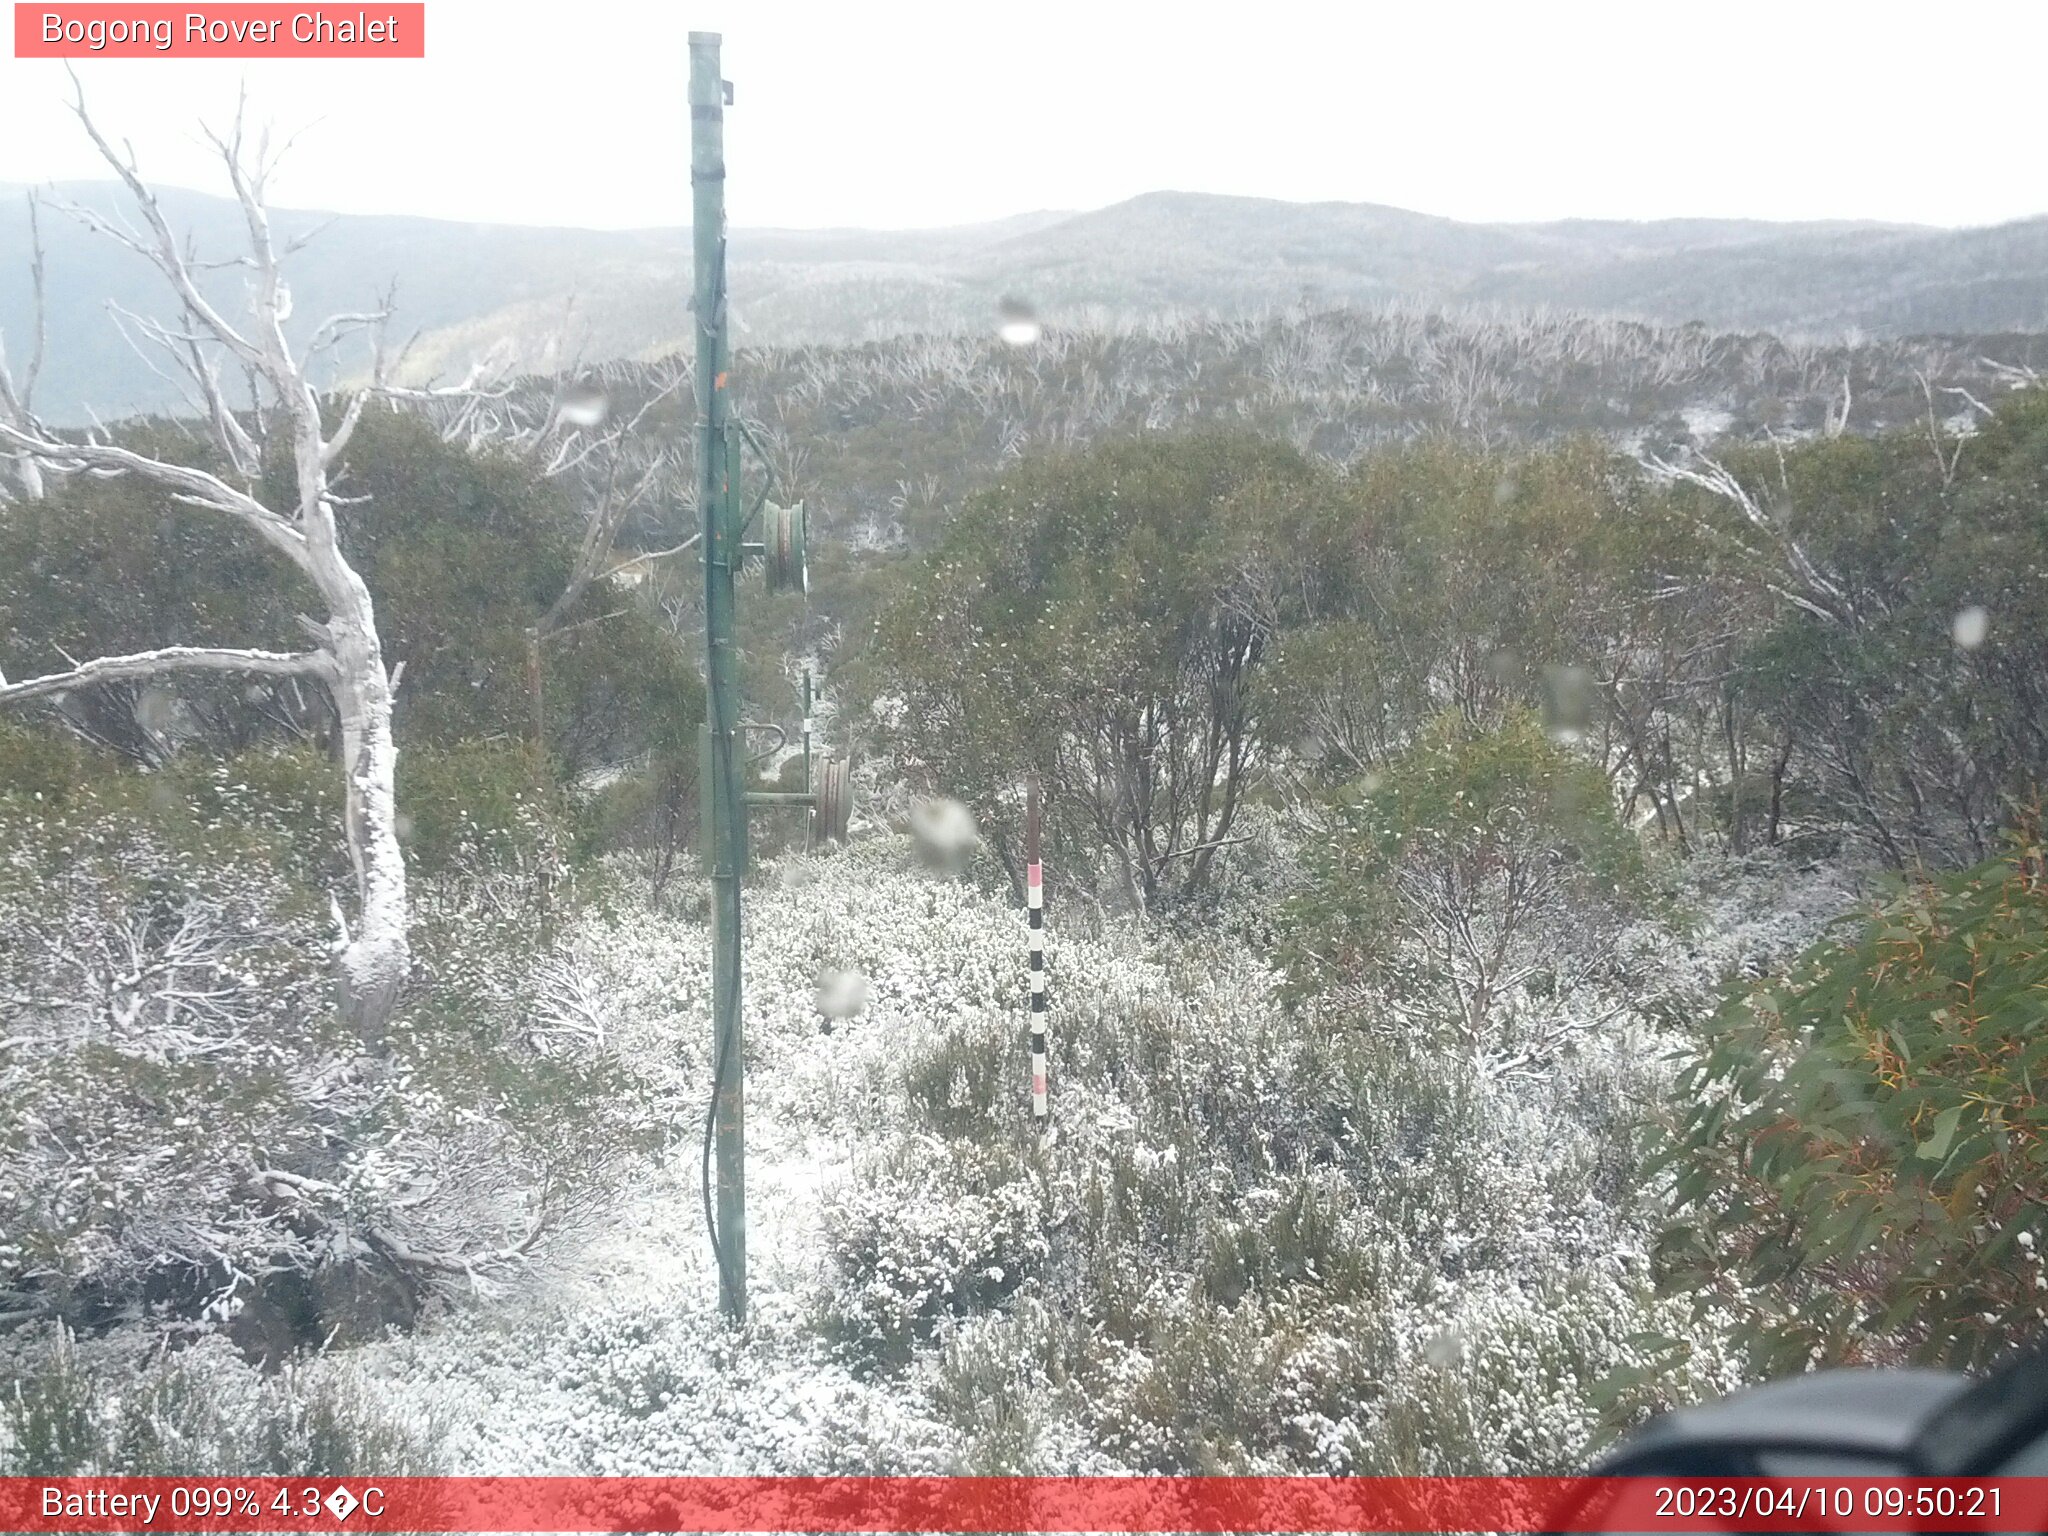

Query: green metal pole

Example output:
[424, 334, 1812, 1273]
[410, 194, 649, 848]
[691, 29, 745, 1323]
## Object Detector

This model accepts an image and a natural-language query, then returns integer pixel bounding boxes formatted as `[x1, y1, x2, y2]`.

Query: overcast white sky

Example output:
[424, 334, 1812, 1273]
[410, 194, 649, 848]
[2, 0, 2043, 231]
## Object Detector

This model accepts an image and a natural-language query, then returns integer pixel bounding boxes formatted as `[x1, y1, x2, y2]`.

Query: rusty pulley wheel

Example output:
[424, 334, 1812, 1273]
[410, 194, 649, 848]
[811, 754, 852, 845]
[763, 499, 808, 596]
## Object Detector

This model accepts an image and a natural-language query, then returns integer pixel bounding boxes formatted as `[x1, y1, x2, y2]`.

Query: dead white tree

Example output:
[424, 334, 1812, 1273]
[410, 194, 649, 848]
[1915, 369, 1969, 490]
[1982, 356, 2043, 392]
[1639, 446, 1857, 628]
[1825, 370, 1853, 438]
[0, 192, 48, 501]
[0, 88, 409, 1046]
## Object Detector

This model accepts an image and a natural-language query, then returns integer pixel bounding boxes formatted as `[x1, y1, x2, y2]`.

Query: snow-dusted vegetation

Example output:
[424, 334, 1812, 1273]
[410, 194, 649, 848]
[3, 99, 2045, 1478]
[0, 832, 1849, 1474]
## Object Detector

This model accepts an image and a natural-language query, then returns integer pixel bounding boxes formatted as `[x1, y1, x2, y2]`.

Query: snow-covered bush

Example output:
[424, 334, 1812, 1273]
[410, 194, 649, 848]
[0, 1323, 439, 1474]
[0, 780, 1814, 1477]
[1279, 710, 1646, 1076]
[0, 734, 663, 1352]
[0, 753, 337, 1338]
[776, 841, 1749, 1473]
[822, 1138, 1049, 1373]
[1653, 829, 2048, 1373]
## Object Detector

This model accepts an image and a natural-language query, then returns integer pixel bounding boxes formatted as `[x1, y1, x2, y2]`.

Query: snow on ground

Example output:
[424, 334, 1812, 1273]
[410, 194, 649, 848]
[339, 837, 1857, 1475]
[352, 838, 1047, 1474]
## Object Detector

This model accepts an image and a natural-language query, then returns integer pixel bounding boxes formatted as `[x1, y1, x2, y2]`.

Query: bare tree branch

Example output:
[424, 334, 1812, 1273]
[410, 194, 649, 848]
[0, 646, 333, 705]
[1641, 447, 1855, 626]
[0, 420, 305, 562]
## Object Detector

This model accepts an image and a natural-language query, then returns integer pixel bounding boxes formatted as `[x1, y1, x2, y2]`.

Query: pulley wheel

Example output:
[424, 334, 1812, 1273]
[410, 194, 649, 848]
[764, 499, 808, 596]
[812, 754, 852, 845]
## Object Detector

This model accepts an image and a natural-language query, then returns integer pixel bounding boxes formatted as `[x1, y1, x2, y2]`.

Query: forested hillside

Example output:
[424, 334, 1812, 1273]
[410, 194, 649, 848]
[8, 181, 2048, 421]
[585, 311, 2048, 558]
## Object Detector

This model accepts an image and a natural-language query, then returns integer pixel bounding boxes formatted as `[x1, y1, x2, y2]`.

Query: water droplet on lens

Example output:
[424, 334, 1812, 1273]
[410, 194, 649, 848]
[1422, 1327, 1465, 1367]
[816, 967, 869, 1021]
[558, 380, 608, 428]
[1952, 605, 1989, 650]
[134, 685, 176, 733]
[1542, 663, 1595, 741]
[909, 796, 980, 876]
[996, 296, 1041, 348]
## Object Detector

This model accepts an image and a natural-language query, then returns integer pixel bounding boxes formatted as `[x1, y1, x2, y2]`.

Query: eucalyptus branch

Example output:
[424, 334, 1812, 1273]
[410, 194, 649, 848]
[0, 646, 334, 706]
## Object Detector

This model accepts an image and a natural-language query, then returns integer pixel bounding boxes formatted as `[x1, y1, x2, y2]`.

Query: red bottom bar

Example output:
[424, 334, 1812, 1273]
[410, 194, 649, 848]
[4, 1476, 2046, 1533]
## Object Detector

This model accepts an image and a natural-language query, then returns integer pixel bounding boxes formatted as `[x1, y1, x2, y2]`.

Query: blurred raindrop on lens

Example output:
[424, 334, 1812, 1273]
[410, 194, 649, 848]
[558, 380, 608, 429]
[1542, 663, 1594, 743]
[816, 966, 869, 1021]
[146, 779, 180, 814]
[134, 685, 176, 734]
[394, 811, 415, 845]
[909, 796, 980, 876]
[996, 296, 1042, 348]
[1952, 604, 1990, 650]
[1493, 474, 1519, 506]
[1422, 1326, 1465, 1368]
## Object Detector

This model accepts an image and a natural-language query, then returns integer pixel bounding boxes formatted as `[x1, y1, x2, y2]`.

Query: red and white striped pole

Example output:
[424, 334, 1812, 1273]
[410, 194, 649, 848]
[1026, 777, 1048, 1136]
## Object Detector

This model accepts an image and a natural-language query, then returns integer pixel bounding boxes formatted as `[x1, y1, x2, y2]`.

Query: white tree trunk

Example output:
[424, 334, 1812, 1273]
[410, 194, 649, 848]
[5, 453, 43, 501]
[329, 578, 408, 1046]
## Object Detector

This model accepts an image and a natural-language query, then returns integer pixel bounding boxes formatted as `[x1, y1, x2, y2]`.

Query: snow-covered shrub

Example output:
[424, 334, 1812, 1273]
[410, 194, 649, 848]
[1352, 1260, 1745, 1474]
[895, 1008, 1014, 1141]
[1197, 1170, 1388, 1307]
[0, 1323, 439, 1474]
[397, 740, 571, 890]
[0, 731, 663, 1350]
[926, 1298, 1094, 1473]
[787, 837, 1756, 1472]
[0, 754, 338, 1338]
[1653, 829, 2048, 1374]
[353, 1288, 956, 1476]
[322, 878, 669, 1311]
[821, 1137, 1049, 1373]
[1278, 710, 1645, 1075]
[0, 820, 1785, 1480]
[1089, 1298, 1293, 1472]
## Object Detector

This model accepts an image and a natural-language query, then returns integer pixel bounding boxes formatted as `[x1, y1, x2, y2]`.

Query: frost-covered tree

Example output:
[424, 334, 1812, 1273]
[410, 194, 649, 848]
[0, 92, 409, 1042]
[0, 191, 46, 502]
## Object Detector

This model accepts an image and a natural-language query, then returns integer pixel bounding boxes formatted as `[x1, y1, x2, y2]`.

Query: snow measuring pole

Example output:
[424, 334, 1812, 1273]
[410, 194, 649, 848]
[1027, 778, 1050, 1141]
[691, 32, 850, 1324]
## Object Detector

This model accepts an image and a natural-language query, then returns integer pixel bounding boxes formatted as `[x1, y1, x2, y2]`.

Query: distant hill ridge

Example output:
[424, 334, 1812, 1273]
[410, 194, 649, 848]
[2, 182, 2044, 422]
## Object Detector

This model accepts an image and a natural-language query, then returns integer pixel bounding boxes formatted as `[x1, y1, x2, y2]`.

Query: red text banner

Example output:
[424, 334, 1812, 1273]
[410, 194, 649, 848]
[14, 5, 424, 57]
[3, 1476, 2047, 1533]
